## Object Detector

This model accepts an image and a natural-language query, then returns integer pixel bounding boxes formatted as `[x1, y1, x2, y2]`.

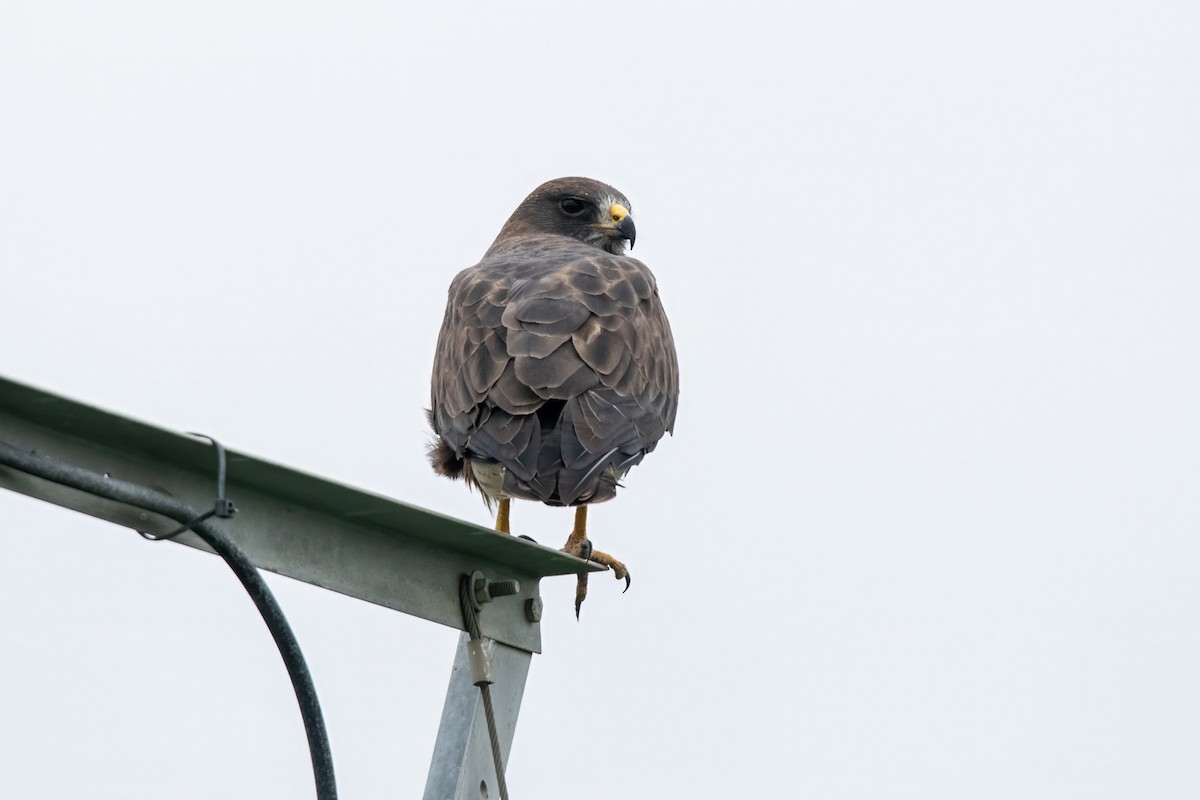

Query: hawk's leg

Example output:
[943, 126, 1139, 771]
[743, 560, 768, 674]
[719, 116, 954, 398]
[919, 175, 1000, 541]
[562, 505, 589, 553]
[494, 497, 511, 534]
[562, 506, 631, 618]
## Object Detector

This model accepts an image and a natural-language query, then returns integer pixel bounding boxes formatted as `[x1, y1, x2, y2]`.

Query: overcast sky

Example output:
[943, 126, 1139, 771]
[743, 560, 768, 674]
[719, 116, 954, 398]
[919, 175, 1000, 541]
[2, 2, 1198, 798]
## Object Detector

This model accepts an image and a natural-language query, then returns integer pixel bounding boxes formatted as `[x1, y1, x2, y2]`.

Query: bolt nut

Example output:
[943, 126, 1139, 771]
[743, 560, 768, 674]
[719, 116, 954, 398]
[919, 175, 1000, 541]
[524, 597, 543, 623]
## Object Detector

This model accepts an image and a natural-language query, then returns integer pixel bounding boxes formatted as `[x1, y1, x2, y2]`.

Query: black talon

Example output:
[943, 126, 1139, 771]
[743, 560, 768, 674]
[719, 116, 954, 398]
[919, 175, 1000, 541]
[517, 534, 538, 543]
[622, 574, 631, 593]
[575, 574, 588, 620]
[578, 538, 593, 564]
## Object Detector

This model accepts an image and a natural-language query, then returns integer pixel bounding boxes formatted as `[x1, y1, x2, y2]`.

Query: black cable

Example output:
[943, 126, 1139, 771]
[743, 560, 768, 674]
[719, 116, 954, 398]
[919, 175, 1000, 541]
[0, 441, 337, 800]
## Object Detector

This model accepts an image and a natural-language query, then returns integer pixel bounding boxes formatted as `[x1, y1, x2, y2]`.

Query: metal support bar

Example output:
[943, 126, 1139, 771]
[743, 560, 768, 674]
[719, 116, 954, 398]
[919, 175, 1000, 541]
[424, 633, 530, 800]
[0, 376, 601, 653]
[0, 374, 601, 795]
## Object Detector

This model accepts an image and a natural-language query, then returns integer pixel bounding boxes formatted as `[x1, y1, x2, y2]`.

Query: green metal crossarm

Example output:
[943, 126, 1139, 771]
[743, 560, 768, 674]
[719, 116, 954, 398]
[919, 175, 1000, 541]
[0, 375, 601, 653]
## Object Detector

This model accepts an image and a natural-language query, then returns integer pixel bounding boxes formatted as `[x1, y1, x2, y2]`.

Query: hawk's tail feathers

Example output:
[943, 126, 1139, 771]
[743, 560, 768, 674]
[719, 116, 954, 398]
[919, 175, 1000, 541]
[429, 438, 497, 511]
[425, 409, 494, 510]
[425, 408, 464, 480]
[427, 435, 464, 480]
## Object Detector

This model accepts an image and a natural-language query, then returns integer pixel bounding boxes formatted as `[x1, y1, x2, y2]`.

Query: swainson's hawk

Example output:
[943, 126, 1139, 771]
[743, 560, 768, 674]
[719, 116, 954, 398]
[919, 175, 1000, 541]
[428, 177, 679, 614]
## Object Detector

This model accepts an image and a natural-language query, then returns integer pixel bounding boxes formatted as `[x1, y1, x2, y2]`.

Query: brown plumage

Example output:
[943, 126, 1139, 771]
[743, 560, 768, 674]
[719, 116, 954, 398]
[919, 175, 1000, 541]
[427, 177, 679, 613]
[429, 177, 678, 505]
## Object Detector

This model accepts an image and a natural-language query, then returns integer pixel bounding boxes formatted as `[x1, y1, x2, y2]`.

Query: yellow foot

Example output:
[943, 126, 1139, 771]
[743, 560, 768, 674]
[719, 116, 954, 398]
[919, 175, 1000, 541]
[494, 497, 510, 534]
[563, 538, 631, 619]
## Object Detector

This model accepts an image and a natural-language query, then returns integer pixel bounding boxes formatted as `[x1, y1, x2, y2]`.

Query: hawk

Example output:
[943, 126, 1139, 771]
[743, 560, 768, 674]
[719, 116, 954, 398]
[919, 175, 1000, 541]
[428, 177, 679, 615]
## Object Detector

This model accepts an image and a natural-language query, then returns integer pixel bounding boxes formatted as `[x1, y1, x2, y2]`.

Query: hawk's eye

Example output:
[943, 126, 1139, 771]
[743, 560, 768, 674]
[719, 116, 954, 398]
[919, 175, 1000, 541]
[559, 198, 587, 216]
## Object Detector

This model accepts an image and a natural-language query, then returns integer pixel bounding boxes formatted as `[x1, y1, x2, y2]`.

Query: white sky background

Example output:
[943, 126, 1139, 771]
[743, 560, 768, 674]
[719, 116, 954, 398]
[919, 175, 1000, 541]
[2, 2, 1198, 797]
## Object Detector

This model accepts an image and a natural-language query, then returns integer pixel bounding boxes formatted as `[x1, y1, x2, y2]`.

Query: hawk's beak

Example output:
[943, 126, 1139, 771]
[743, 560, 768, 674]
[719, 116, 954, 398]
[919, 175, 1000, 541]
[609, 203, 637, 250]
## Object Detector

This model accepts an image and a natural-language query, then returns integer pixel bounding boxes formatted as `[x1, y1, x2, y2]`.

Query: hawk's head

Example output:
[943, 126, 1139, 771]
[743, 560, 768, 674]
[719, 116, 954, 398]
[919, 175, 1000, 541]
[491, 177, 637, 255]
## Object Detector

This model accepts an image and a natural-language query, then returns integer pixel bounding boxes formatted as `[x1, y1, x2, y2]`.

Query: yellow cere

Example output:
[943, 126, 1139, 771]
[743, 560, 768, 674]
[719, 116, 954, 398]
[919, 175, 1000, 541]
[610, 202, 630, 223]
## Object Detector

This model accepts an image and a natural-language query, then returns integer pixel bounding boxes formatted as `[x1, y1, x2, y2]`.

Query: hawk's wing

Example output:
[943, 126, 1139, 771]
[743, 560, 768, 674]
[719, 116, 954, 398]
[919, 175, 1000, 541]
[430, 238, 678, 505]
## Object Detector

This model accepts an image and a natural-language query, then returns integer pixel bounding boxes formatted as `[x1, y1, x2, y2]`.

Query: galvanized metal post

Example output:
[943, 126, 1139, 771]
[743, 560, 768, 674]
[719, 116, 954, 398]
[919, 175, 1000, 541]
[424, 633, 530, 800]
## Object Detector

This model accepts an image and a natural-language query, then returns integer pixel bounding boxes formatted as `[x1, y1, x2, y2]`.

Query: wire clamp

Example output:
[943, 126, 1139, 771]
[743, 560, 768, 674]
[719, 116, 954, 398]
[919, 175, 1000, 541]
[459, 572, 517, 800]
[139, 433, 236, 541]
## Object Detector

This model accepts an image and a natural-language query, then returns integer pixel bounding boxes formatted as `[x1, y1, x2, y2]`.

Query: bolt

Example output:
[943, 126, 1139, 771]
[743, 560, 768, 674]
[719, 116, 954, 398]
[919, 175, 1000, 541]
[488, 580, 520, 598]
[471, 572, 522, 607]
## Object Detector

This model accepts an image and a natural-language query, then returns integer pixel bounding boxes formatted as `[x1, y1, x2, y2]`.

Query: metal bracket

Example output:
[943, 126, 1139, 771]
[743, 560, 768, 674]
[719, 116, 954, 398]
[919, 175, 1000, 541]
[0, 374, 600, 796]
